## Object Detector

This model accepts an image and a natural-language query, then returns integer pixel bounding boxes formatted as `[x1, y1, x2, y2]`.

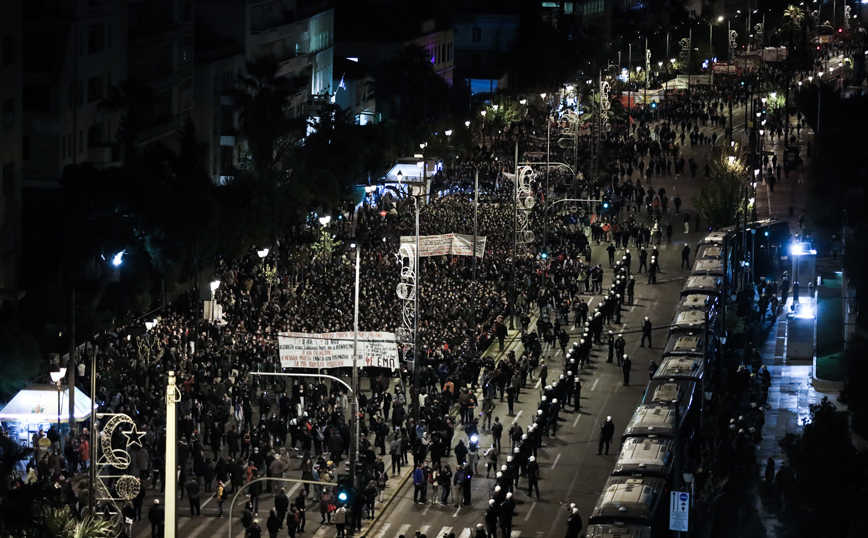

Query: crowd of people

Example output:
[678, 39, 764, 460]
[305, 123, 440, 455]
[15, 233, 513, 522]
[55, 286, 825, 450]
[10, 73, 777, 538]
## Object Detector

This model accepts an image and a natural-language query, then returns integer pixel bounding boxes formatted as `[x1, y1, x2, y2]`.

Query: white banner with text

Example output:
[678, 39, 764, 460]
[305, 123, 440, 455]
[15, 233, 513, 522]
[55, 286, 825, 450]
[399, 233, 486, 258]
[278, 331, 399, 370]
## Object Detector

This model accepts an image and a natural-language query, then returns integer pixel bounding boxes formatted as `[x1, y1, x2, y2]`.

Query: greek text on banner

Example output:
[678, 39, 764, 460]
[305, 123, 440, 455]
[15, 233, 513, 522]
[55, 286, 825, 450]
[278, 331, 399, 371]
[399, 233, 486, 258]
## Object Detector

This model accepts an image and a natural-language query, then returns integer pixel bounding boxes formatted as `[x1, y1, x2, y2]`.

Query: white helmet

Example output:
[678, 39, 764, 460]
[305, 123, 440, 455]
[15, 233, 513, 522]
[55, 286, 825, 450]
[490, 498, 496, 505]
[506, 492, 513, 499]
[506, 456, 513, 463]
[497, 471, 504, 477]
[645, 317, 649, 321]
[494, 486, 502, 493]
[529, 456, 536, 462]
[552, 398, 558, 404]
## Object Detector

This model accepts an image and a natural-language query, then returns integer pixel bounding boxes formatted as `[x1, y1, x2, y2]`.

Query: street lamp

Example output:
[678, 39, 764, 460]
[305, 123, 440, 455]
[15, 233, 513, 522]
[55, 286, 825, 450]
[444, 129, 452, 137]
[318, 215, 332, 226]
[464, 120, 470, 128]
[209, 280, 221, 333]
[257, 248, 270, 259]
[50, 367, 67, 437]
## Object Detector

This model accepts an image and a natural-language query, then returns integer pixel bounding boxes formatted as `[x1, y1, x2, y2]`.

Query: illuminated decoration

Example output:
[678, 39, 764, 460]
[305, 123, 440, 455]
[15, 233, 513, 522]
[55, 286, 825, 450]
[679, 37, 691, 63]
[94, 413, 143, 532]
[845, 6, 851, 30]
[116, 475, 141, 500]
[729, 30, 738, 55]
[754, 23, 764, 46]
[599, 80, 611, 140]
[515, 165, 536, 246]
[396, 237, 417, 348]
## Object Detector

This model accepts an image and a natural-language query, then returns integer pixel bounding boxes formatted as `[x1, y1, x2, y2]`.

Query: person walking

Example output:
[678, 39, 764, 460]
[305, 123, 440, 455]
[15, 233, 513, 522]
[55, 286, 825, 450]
[597, 416, 615, 455]
[413, 462, 428, 504]
[215, 480, 226, 517]
[266, 509, 282, 538]
[681, 245, 691, 268]
[621, 356, 632, 386]
[333, 505, 347, 538]
[526, 456, 540, 498]
[185, 476, 201, 517]
[148, 499, 164, 538]
[641, 318, 653, 347]
[565, 508, 583, 538]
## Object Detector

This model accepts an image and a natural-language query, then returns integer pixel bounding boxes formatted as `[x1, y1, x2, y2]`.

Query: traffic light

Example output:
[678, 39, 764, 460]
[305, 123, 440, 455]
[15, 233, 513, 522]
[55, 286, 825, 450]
[336, 475, 354, 504]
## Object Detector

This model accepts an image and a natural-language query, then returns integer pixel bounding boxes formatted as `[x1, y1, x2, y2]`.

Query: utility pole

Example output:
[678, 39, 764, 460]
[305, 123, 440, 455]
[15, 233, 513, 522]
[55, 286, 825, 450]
[471, 167, 479, 348]
[67, 289, 75, 439]
[165, 371, 181, 538]
[351, 244, 360, 484]
[412, 197, 420, 421]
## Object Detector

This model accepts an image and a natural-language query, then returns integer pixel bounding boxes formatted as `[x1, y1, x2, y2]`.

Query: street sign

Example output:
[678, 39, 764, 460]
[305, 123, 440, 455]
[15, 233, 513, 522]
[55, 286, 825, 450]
[669, 491, 689, 532]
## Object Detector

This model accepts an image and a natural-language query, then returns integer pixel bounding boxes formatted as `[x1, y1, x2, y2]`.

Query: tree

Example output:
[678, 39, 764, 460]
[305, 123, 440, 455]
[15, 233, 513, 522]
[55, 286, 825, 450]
[234, 55, 302, 175]
[692, 149, 747, 229]
[44, 506, 113, 538]
[770, 397, 868, 538]
[311, 228, 342, 266]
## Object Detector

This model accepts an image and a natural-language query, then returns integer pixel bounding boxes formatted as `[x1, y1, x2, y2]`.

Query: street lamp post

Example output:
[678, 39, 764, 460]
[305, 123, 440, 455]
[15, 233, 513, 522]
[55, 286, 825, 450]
[350, 242, 361, 484]
[50, 368, 67, 438]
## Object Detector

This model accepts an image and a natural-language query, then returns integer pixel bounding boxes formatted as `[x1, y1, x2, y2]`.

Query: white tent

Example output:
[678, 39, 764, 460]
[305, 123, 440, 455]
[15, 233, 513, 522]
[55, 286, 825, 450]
[0, 384, 93, 424]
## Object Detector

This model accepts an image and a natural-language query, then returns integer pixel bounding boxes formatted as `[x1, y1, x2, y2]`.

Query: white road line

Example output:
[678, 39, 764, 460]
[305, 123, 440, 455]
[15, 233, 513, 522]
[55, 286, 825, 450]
[524, 501, 537, 522]
[437, 526, 453, 537]
[458, 529, 471, 538]
[396, 523, 412, 537]
[423, 502, 431, 515]
[511, 531, 522, 537]
[511, 410, 523, 424]
[419, 525, 431, 536]
[535, 379, 541, 389]
[573, 413, 581, 428]
[551, 453, 561, 469]
[371, 522, 391, 538]
[185, 520, 211, 538]
[453, 504, 462, 517]
[590, 379, 600, 392]
[312, 525, 330, 537]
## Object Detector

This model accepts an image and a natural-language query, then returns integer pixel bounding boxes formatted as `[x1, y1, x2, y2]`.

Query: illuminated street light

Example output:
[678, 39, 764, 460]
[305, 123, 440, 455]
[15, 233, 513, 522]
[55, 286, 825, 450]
[445, 130, 453, 136]
[319, 215, 332, 226]
[111, 250, 125, 267]
[257, 248, 270, 258]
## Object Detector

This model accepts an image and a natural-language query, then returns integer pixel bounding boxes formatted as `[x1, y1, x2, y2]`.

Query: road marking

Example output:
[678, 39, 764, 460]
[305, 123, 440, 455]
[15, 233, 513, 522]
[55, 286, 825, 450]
[370, 522, 391, 538]
[396, 523, 412, 537]
[185, 521, 211, 538]
[551, 453, 561, 469]
[535, 379, 541, 389]
[437, 526, 453, 537]
[511, 531, 522, 537]
[573, 413, 581, 428]
[453, 504, 462, 517]
[419, 525, 431, 536]
[511, 410, 523, 424]
[524, 501, 537, 522]
[458, 529, 471, 538]
[591, 379, 600, 392]
[423, 502, 431, 515]
[312, 525, 330, 537]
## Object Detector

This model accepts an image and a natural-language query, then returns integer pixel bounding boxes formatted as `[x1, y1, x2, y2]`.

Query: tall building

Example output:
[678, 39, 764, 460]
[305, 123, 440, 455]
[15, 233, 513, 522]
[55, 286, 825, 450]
[0, 0, 24, 307]
[196, 0, 335, 181]
[21, 0, 127, 184]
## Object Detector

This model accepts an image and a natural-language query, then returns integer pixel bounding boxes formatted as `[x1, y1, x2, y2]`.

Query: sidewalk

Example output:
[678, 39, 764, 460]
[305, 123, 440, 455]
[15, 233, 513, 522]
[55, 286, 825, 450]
[754, 117, 811, 233]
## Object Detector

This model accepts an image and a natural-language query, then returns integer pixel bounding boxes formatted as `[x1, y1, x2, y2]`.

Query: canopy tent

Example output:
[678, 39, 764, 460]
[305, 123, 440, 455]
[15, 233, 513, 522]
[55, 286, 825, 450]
[0, 384, 93, 424]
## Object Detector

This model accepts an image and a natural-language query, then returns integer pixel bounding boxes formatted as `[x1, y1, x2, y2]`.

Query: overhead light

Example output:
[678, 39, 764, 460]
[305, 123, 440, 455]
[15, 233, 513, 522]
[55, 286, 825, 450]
[210, 280, 221, 292]
[318, 215, 332, 226]
[257, 248, 270, 258]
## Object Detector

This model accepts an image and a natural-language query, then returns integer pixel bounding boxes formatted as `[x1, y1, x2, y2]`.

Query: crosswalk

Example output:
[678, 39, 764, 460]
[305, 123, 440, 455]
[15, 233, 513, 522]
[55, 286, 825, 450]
[369, 522, 523, 538]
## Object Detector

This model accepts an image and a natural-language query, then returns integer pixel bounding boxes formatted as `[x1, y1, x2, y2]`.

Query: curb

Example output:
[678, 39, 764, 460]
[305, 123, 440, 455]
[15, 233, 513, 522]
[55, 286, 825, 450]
[811, 355, 844, 393]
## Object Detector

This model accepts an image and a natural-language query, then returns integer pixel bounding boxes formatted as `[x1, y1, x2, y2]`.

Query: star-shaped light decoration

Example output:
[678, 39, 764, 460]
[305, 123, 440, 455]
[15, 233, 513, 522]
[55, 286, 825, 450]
[122, 423, 146, 449]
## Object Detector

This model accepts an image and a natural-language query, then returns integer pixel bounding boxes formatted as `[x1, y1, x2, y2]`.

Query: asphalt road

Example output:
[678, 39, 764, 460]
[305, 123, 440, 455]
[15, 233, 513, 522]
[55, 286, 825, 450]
[126, 103, 746, 538]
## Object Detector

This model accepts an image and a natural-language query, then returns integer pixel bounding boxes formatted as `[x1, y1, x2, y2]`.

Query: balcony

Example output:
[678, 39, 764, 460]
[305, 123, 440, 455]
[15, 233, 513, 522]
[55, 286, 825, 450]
[276, 53, 310, 78]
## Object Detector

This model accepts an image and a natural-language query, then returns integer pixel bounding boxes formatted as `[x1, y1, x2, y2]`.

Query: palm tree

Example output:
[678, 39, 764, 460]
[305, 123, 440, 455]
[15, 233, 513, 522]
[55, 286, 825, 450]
[44, 506, 114, 538]
[233, 55, 295, 175]
[783, 5, 806, 29]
